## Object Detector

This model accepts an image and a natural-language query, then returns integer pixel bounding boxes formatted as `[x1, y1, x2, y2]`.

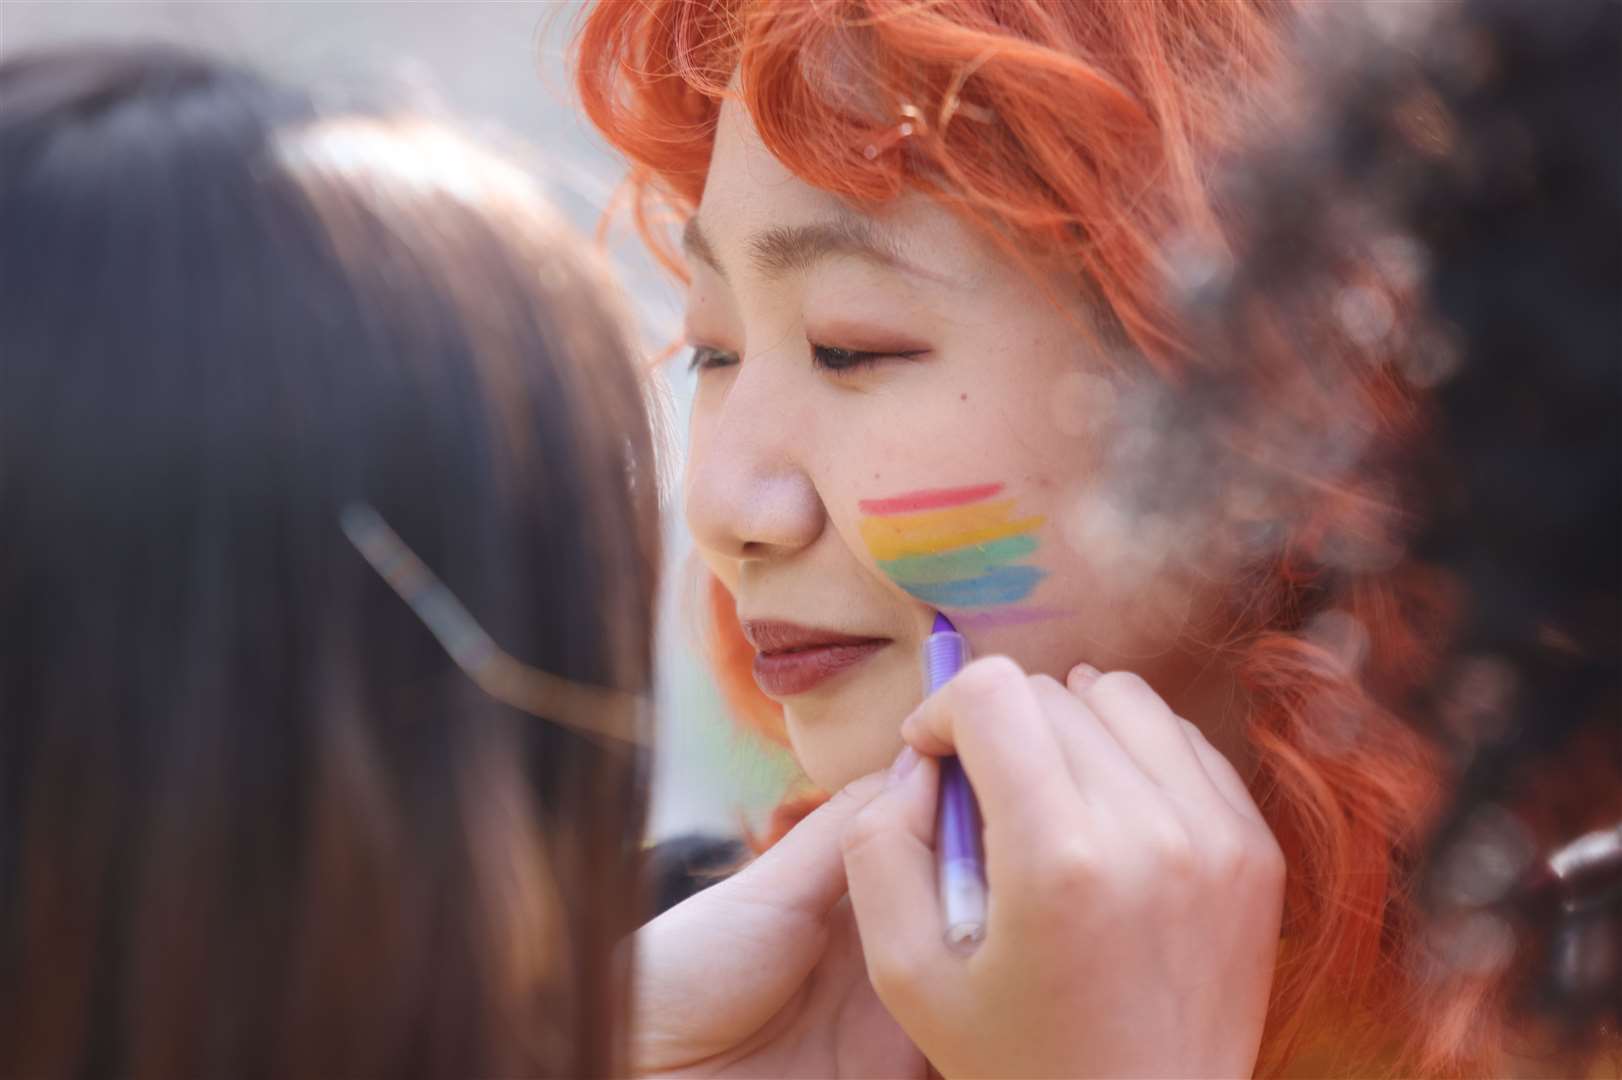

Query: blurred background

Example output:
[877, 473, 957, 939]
[0, 0, 799, 839]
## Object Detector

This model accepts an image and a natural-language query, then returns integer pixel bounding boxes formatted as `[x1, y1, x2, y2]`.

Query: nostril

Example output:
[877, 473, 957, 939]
[683, 404, 825, 558]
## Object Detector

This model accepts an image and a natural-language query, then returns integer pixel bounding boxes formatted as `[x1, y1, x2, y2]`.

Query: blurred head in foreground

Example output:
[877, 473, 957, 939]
[1192, 0, 1620, 1067]
[0, 45, 658, 1078]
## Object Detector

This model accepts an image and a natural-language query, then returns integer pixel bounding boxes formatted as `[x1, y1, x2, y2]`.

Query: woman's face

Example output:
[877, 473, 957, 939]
[685, 100, 1236, 789]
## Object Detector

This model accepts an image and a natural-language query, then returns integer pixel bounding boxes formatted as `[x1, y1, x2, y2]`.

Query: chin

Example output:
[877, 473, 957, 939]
[781, 669, 917, 791]
[789, 730, 901, 791]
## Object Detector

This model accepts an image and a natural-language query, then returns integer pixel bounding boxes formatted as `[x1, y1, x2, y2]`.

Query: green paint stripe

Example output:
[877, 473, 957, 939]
[878, 534, 1039, 585]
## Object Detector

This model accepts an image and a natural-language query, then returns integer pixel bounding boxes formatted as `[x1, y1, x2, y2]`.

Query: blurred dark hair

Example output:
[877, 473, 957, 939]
[1189, 0, 1618, 1069]
[0, 45, 658, 1078]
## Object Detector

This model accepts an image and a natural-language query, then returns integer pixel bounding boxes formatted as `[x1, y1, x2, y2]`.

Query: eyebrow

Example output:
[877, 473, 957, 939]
[681, 213, 935, 284]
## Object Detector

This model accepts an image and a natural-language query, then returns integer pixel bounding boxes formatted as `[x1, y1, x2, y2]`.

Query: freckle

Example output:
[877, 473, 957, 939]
[960, 393, 968, 402]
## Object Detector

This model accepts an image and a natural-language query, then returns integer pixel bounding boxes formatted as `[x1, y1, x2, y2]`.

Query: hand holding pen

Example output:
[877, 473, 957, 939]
[841, 657, 1286, 1080]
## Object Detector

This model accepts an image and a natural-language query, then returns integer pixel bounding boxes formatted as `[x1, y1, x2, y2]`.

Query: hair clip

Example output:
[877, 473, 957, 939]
[861, 92, 998, 160]
[340, 503, 646, 749]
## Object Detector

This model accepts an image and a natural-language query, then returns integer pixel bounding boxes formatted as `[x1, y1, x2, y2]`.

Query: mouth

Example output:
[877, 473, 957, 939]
[742, 619, 892, 698]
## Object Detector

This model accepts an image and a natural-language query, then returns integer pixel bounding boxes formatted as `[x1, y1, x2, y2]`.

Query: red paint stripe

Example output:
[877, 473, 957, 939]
[858, 482, 1005, 516]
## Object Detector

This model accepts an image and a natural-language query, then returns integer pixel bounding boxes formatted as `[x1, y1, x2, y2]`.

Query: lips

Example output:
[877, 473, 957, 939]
[743, 620, 890, 697]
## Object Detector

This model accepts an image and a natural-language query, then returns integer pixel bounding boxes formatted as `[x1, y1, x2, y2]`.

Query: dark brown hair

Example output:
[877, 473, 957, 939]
[1186, 0, 1620, 1070]
[0, 45, 657, 1078]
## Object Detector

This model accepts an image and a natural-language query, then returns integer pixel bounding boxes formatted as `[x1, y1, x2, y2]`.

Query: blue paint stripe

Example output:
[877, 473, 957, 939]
[878, 535, 1039, 585]
[901, 565, 1048, 607]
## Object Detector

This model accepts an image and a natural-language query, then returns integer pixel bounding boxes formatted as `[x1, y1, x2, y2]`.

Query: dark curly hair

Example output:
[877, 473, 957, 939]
[1190, 0, 1619, 1067]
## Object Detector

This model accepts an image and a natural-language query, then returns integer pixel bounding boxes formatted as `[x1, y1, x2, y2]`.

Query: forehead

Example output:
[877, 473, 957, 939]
[699, 97, 847, 232]
[696, 98, 991, 292]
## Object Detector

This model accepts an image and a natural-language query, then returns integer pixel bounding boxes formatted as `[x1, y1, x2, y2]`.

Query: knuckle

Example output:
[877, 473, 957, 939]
[866, 954, 903, 998]
[1144, 811, 1197, 874]
[1200, 828, 1248, 878]
[1026, 674, 1073, 714]
[952, 655, 1025, 702]
[1034, 841, 1100, 905]
[1028, 673, 1066, 696]
[866, 944, 925, 1003]
[1086, 670, 1154, 711]
[1211, 823, 1287, 892]
[1248, 828, 1288, 887]
[824, 773, 881, 813]
[1038, 671, 1096, 712]
[839, 804, 891, 863]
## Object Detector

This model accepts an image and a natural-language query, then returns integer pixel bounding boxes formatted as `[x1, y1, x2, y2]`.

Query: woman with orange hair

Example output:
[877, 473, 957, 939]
[576, 3, 1445, 1076]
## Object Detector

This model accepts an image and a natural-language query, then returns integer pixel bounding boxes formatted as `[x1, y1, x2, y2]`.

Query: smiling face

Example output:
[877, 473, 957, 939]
[684, 99, 1240, 789]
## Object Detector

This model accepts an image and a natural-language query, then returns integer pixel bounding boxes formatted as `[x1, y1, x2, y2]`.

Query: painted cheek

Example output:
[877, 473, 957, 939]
[857, 482, 1067, 628]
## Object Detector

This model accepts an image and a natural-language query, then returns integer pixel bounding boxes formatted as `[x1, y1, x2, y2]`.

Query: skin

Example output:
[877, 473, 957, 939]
[684, 97, 1248, 791]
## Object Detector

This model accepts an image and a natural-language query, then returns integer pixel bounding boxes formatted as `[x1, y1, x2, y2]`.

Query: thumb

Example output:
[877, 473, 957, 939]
[843, 750, 950, 996]
[725, 769, 889, 920]
[631, 772, 892, 1072]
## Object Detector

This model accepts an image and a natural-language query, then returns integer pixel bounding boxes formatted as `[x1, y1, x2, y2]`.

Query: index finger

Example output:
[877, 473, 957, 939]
[900, 655, 1084, 842]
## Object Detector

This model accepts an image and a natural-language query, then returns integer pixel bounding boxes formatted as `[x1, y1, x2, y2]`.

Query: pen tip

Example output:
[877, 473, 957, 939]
[932, 611, 956, 634]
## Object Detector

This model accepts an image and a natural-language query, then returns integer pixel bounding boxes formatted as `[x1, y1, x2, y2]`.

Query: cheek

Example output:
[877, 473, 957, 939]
[822, 343, 1116, 624]
[850, 480, 1054, 619]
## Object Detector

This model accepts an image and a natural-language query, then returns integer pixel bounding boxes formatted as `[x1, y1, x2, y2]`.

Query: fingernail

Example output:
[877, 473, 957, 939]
[886, 745, 921, 787]
[1069, 662, 1102, 691]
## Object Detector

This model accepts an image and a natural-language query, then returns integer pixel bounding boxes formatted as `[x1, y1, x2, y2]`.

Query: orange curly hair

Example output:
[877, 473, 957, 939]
[573, 2, 1467, 1074]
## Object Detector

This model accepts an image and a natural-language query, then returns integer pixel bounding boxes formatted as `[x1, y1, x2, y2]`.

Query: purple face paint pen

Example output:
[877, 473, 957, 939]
[924, 611, 988, 952]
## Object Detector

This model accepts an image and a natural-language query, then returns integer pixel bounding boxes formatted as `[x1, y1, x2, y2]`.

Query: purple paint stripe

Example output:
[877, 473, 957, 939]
[950, 606, 1075, 630]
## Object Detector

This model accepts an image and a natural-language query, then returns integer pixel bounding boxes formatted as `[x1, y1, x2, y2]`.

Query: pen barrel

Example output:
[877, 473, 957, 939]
[937, 756, 987, 949]
[922, 625, 986, 949]
[936, 755, 985, 867]
[923, 630, 968, 696]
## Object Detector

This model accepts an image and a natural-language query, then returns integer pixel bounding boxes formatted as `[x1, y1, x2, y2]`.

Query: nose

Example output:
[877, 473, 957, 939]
[684, 350, 824, 564]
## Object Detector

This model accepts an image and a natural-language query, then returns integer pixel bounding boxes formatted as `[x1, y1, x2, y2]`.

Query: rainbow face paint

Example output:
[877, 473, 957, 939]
[859, 482, 1049, 609]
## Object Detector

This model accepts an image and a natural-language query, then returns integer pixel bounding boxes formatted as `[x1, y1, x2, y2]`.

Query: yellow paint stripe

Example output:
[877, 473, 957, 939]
[860, 510, 1046, 560]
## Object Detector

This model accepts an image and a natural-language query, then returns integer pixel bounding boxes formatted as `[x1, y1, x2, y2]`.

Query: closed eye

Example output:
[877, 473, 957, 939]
[688, 342, 927, 376]
[687, 345, 738, 374]
[811, 343, 927, 374]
